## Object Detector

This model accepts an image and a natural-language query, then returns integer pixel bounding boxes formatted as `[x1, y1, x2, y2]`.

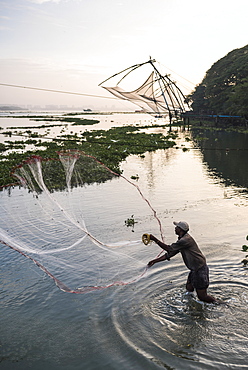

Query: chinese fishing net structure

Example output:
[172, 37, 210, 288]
[0, 150, 163, 293]
[99, 58, 189, 121]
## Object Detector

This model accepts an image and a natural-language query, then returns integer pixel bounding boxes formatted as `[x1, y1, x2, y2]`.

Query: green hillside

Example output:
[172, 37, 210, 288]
[188, 44, 248, 117]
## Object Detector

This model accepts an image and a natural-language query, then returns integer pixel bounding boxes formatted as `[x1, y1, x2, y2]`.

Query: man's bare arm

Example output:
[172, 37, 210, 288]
[148, 254, 169, 267]
[150, 234, 170, 252]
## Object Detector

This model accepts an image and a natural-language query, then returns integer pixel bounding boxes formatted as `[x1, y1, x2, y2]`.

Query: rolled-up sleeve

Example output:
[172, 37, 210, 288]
[165, 234, 206, 271]
[166, 249, 180, 259]
[166, 239, 187, 259]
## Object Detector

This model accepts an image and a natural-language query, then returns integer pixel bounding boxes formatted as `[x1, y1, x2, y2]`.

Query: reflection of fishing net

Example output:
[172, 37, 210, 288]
[0, 150, 163, 293]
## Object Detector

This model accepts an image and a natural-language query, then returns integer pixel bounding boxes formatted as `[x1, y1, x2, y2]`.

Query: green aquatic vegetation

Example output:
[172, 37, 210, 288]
[130, 174, 139, 180]
[0, 124, 176, 188]
[3, 115, 50, 119]
[167, 132, 178, 140]
[32, 117, 99, 125]
[124, 215, 137, 229]
[9, 124, 63, 129]
[242, 256, 248, 266]
[2, 131, 12, 137]
[241, 235, 248, 266]
[0, 143, 6, 152]
[25, 139, 38, 145]
[4, 140, 27, 150]
[8, 118, 99, 130]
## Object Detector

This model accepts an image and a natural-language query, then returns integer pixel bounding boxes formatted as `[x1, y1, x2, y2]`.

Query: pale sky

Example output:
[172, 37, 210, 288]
[0, 0, 247, 110]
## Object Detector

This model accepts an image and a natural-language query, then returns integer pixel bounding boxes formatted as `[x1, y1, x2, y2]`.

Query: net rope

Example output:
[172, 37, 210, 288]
[0, 150, 164, 293]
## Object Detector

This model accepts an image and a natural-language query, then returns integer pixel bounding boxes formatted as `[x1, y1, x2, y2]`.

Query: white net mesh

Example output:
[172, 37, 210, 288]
[0, 150, 163, 293]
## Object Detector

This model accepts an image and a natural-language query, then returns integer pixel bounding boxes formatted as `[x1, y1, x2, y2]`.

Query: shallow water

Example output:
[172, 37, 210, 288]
[1, 115, 248, 369]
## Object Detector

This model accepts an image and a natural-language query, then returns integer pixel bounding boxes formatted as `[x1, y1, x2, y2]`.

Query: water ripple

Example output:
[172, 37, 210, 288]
[108, 275, 248, 369]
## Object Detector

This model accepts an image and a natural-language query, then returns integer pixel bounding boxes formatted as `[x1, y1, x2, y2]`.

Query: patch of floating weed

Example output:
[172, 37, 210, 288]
[130, 174, 139, 180]
[0, 143, 6, 152]
[32, 117, 99, 125]
[124, 215, 138, 231]
[0, 124, 176, 188]
[7, 117, 99, 129]
[241, 235, 248, 267]
[8, 124, 64, 129]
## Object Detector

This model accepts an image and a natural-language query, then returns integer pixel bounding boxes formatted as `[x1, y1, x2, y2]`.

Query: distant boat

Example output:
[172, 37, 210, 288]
[99, 58, 189, 122]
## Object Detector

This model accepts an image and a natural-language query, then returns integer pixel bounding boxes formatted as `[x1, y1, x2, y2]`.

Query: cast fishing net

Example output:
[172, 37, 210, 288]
[0, 150, 163, 293]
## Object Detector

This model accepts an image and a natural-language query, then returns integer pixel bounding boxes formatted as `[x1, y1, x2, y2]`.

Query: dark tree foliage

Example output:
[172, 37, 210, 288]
[188, 44, 248, 117]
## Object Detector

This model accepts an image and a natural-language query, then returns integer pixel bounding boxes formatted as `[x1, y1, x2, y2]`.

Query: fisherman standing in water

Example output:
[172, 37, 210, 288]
[147, 221, 216, 303]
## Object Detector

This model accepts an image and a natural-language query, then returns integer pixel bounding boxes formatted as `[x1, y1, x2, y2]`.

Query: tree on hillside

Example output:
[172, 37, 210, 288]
[188, 44, 248, 117]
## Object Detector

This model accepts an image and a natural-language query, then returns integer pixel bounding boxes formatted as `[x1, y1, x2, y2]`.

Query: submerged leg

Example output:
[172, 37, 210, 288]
[186, 281, 194, 292]
[196, 289, 216, 303]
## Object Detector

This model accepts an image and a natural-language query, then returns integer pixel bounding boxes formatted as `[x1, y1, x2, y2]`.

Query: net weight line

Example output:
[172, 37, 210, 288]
[1, 150, 165, 293]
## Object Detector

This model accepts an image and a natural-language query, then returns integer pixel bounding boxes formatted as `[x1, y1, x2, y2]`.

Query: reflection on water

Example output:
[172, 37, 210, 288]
[1, 120, 248, 369]
[191, 128, 248, 192]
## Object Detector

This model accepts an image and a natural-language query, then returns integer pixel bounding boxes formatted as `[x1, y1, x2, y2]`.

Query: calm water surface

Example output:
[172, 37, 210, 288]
[0, 114, 248, 369]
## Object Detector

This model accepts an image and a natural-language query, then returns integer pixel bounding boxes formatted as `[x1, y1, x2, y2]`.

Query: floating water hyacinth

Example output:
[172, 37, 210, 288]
[241, 235, 248, 266]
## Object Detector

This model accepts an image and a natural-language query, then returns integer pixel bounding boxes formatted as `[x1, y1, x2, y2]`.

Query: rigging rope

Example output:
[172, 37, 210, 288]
[0, 83, 118, 100]
[157, 62, 197, 87]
